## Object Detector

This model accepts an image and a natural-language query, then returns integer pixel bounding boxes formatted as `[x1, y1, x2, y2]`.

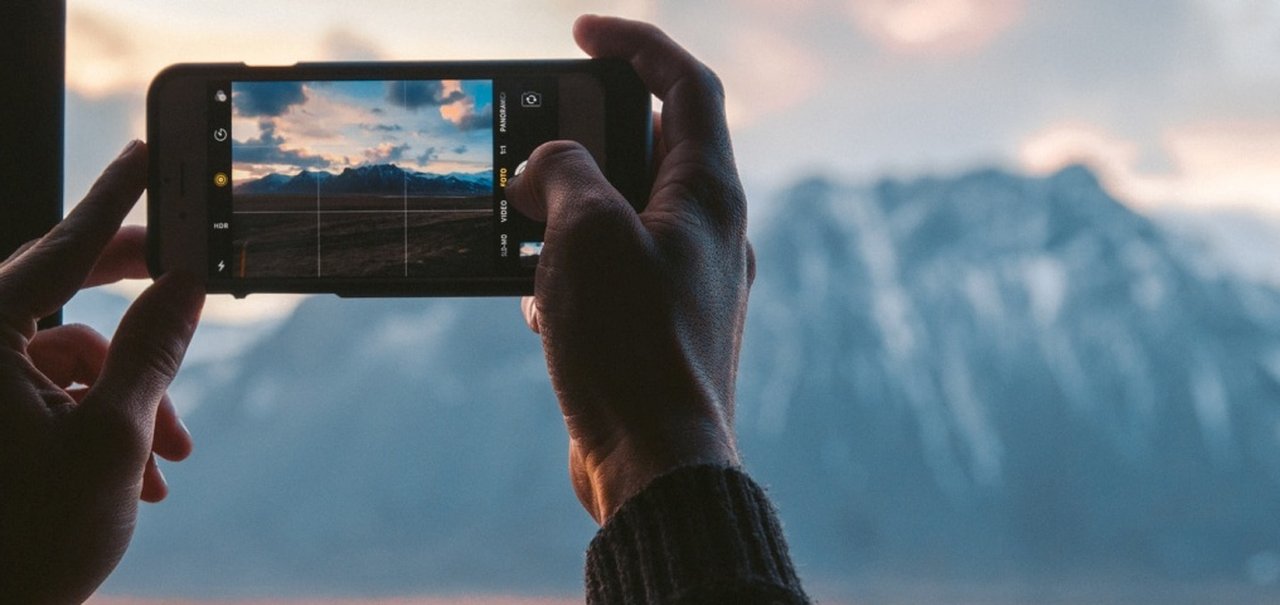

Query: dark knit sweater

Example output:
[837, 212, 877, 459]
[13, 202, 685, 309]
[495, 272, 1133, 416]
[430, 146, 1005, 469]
[585, 465, 810, 604]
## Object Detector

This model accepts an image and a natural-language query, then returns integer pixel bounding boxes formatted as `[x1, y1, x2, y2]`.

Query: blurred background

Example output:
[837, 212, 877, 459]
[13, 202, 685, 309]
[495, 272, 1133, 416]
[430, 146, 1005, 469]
[62, 0, 1280, 603]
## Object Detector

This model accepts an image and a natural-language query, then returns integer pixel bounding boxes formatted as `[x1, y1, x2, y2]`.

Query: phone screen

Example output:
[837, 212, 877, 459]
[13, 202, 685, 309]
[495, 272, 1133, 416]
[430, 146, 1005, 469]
[205, 77, 555, 280]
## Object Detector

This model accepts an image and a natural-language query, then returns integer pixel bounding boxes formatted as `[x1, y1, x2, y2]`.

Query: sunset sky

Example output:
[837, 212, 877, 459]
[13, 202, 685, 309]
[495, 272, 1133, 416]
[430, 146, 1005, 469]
[66, 0, 1280, 212]
[231, 79, 493, 182]
[63, 0, 1280, 320]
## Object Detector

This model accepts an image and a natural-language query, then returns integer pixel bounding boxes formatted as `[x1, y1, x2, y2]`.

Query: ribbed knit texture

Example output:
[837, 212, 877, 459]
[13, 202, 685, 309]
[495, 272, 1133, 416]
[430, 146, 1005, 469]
[585, 465, 810, 605]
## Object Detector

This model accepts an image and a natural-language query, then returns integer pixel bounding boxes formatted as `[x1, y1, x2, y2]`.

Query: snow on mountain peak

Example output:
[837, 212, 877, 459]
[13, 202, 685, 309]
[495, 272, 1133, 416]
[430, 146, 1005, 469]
[106, 165, 1280, 595]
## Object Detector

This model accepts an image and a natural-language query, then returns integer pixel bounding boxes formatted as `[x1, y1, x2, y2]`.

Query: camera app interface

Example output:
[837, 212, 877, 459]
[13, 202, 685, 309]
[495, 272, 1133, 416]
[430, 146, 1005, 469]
[206, 77, 554, 280]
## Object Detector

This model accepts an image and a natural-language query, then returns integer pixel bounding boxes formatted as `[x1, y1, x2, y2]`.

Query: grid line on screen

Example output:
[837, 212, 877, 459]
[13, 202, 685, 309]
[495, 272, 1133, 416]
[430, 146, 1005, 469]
[229, 79, 496, 279]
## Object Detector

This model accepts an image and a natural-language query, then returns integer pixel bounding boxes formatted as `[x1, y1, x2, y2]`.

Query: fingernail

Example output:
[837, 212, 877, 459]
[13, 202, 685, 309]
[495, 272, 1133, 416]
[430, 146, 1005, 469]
[119, 139, 140, 157]
[178, 416, 192, 440]
[506, 173, 523, 194]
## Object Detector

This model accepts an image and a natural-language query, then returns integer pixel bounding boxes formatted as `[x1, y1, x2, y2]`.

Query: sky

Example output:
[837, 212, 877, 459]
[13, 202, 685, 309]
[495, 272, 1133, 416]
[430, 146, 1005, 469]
[63, 0, 1280, 320]
[231, 79, 493, 182]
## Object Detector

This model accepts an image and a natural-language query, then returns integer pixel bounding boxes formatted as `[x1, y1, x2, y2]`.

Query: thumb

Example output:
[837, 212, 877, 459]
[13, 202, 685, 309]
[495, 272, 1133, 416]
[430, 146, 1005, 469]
[81, 273, 204, 460]
[506, 140, 635, 228]
[506, 140, 647, 295]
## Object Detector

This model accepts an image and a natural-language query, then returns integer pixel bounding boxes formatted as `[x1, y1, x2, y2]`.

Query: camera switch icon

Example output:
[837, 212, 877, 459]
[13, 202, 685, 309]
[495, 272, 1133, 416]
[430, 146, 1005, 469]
[520, 91, 542, 108]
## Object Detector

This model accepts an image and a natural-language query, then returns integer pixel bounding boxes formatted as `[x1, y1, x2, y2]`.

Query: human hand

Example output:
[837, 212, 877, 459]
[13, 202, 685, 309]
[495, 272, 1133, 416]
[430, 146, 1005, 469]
[0, 141, 204, 604]
[510, 16, 753, 524]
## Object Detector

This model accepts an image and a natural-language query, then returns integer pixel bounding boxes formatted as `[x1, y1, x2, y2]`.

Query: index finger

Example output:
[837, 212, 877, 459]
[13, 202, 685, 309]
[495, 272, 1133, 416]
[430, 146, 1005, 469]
[0, 141, 147, 324]
[573, 15, 732, 168]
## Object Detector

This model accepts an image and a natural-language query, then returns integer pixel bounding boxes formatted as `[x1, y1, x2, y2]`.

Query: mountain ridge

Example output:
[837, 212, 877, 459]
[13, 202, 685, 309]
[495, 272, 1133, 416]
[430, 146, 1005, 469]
[234, 163, 493, 197]
[105, 164, 1280, 599]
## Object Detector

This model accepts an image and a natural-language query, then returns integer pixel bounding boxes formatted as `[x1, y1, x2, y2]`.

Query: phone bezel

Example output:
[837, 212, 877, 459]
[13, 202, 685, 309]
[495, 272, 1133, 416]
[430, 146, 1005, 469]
[147, 60, 650, 297]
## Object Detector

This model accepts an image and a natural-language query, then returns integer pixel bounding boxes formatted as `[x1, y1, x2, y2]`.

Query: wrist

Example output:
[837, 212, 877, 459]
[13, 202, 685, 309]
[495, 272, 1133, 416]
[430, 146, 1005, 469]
[582, 426, 740, 524]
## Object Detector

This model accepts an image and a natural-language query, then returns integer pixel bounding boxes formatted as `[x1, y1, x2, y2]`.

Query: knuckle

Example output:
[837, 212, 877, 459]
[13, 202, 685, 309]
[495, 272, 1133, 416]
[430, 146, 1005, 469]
[667, 170, 748, 231]
[43, 218, 96, 250]
[134, 337, 185, 383]
[0, 309, 33, 348]
[636, 20, 666, 41]
[529, 140, 590, 171]
[62, 322, 106, 344]
[2, 237, 40, 264]
[698, 64, 727, 100]
[669, 62, 727, 110]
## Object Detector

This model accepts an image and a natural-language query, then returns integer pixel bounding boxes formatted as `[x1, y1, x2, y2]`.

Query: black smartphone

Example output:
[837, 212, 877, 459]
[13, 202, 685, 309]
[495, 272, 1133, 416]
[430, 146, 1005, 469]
[147, 60, 650, 297]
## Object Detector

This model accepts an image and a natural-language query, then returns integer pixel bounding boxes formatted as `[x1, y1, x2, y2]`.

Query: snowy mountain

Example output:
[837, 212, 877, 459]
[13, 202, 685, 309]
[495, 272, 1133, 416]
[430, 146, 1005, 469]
[234, 164, 492, 197]
[737, 166, 1280, 585]
[1154, 206, 1280, 291]
[105, 165, 1280, 598]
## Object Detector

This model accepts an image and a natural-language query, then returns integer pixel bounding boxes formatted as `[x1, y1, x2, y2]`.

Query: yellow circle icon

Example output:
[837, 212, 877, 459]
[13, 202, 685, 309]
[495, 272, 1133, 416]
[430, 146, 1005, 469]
[213, 172, 229, 187]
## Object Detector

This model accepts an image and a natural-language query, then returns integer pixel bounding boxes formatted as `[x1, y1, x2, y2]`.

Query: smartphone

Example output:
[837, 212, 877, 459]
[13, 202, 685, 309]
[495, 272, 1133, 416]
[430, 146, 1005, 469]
[147, 60, 650, 297]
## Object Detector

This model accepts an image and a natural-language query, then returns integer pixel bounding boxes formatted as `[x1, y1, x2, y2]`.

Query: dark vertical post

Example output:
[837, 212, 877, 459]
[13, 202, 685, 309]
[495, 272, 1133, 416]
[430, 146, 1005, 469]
[0, 1, 66, 328]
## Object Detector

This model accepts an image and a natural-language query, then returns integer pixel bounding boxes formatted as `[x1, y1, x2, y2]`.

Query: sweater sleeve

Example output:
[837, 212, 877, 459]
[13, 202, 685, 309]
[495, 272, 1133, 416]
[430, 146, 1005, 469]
[584, 464, 810, 605]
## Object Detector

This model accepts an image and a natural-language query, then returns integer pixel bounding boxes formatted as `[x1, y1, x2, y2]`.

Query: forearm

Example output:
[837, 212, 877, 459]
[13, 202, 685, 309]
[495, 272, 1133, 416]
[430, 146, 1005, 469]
[584, 464, 810, 605]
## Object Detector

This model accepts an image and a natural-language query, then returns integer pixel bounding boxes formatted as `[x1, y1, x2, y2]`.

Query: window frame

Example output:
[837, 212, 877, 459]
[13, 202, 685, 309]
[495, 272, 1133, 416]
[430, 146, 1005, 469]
[1, 0, 66, 328]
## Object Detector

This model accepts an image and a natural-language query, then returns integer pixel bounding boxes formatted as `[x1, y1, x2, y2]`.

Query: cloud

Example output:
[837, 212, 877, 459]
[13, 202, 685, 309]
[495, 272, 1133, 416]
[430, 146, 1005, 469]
[62, 0, 1280, 222]
[360, 123, 404, 132]
[389, 80, 491, 130]
[364, 142, 412, 164]
[387, 81, 466, 110]
[442, 103, 493, 131]
[233, 119, 330, 171]
[415, 145, 474, 165]
[1198, 0, 1280, 81]
[1159, 121, 1280, 210]
[721, 24, 826, 128]
[847, 0, 1025, 55]
[437, 84, 492, 131]
[66, 9, 139, 97]
[235, 82, 308, 117]
[320, 28, 383, 60]
[1018, 120, 1280, 213]
[1020, 123, 1140, 177]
